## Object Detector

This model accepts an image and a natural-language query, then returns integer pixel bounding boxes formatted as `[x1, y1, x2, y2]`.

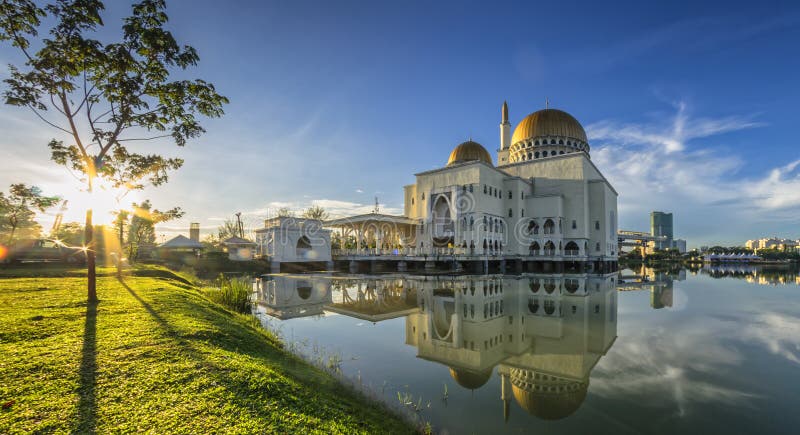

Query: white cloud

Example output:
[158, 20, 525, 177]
[588, 101, 800, 245]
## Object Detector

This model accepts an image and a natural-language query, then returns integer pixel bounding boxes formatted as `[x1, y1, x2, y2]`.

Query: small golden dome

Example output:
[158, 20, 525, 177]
[447, 140, 493, 167]
[449, 367, 492, 390]
[511, 109, 587, 145]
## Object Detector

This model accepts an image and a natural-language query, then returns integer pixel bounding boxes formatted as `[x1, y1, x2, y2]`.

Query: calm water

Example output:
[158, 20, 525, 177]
[254, 265, 800, 434]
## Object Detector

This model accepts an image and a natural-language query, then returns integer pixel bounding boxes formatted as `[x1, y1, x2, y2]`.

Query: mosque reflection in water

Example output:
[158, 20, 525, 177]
[256, 272, 620, 421]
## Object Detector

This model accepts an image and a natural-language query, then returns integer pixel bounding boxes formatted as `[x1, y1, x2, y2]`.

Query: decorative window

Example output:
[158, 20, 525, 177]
[508, 191, 512, 199]
[543, 151, 548, 157]
[469, 184, 473, 193]
[509, 208, 513, 218]
[596, 242, 601, 251]
[572, 220, 576, 229]
[484, 185, 487, 194]
[535, 151, 540, 158]
[595, 220, 600, 230]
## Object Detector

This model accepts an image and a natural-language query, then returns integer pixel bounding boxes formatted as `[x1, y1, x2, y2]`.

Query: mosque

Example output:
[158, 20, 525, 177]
[327, 103, 619, 273]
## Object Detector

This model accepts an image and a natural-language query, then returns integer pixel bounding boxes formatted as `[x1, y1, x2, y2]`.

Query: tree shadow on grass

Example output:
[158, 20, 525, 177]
[75, 300, 98, 434]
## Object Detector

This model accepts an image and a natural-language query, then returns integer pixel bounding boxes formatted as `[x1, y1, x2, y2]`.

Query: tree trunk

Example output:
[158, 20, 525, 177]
[85, 209, 97, 302]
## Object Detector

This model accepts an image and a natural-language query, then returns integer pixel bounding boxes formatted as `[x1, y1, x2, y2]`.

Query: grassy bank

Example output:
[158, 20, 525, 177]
[0, 265, 413, 434]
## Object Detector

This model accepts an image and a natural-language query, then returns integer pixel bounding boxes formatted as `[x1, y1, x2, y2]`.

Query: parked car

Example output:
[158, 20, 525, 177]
[1, 238, 86, 265]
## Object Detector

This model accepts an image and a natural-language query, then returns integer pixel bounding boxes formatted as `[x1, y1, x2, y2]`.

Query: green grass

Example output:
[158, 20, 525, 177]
[0, 266, 414, 434]
[203, 276, 253, 314]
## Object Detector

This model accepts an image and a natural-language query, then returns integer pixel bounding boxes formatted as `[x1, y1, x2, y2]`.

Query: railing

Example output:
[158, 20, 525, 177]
[332, 247, 509, 258]
[564, 249, 580, 256]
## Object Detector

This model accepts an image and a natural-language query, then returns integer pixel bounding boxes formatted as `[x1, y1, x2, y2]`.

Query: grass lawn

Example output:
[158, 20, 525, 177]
[0, 265, 414, 434]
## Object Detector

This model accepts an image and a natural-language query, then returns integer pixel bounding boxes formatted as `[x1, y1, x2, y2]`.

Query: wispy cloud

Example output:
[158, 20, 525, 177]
[589, 100, 800, 244]
[244, 198, 402, 219]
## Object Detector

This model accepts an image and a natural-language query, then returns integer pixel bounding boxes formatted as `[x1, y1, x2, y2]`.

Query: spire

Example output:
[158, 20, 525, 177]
[501, 100, 508, 124]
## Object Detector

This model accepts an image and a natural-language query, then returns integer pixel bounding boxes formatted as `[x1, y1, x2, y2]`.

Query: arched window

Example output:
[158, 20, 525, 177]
[544, 240, 556, 255]
[565, 278, 579, 293]
[484, 185, 487, 194]
[565, 241, 579, 256]
[550, 139, 556, 145]
[521, 209, 525, 217]
[296, 236, 312, 259]
[411, 198, 414, 205]
[469, 217, 474, 229]
[421, 192, 425, 200]
[596, 242, 601, 251]
[572, 220, 577, 229]
[544, 219, 555, 235]
[508, 208, 513, 218]
[567, 141, 572, 146]
[469, 184, 473, 193]
[529, 242, 540, 255]
[542, 151, 548, 157]
[544, 279, 556, 293]
[534, 140, 539, 146]
[508, 191, 512, 199]
[529, 279, 540, 292]
[528, 220, 539, 234]
[558, 139, 564, 145]
[527, 152, 532, 159]
[595, 220, 600, 230]
[534, 151, 540, 158]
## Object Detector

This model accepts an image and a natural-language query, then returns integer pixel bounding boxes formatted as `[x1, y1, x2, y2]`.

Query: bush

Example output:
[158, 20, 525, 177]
[204, 275, 252, 313]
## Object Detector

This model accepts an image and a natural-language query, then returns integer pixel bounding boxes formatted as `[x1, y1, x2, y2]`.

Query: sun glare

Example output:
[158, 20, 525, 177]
[58, 178, 139, 226]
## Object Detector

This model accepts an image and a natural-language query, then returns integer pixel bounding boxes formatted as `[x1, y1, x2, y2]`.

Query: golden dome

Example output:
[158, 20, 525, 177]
[510, 369, 588, 420]
[447, 140, 493, 167]
[511, 109, 587, 146]
[449, 367, 492, 390]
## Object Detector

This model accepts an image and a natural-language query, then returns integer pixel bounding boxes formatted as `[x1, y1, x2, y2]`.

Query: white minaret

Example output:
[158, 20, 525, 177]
[497, 101, 511, 166]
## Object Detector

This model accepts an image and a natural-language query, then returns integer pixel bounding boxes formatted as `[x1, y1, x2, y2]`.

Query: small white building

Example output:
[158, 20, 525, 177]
[221, 236, 257, 261]
[254, 217, 332, 272]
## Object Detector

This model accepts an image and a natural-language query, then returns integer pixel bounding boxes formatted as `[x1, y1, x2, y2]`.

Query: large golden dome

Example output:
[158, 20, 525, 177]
[447, 140, 493, 167]
[511, 109, 587, 145]
[510, 369, 588, 420]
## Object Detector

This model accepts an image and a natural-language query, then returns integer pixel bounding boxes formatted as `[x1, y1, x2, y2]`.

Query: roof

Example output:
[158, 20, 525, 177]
[158, 235, 203, 249]
[324, 213, 417, 227]
[222, 236, 255, 245]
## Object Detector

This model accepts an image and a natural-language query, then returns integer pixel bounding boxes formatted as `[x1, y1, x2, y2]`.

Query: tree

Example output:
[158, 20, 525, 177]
[50, 221, 84, 245]
[216, 218, 241, 240]
[1, 0, 228, 301]
[112, 209, 130, 247]
[127, 200, 183, 262]
[276, 207, 294, 218]
[0, 184, 60, 244]
[302, 205, 329, 221]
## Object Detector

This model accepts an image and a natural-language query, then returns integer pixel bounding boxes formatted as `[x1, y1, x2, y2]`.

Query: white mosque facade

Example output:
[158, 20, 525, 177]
[328, 103, 619, 273]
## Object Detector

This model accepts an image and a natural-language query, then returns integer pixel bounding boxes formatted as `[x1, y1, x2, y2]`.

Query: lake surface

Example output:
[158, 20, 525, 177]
[254, 265, 800, 434]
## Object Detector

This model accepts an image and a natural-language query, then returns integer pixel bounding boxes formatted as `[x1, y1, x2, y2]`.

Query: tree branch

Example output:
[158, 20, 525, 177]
[27, 105, 71, 134]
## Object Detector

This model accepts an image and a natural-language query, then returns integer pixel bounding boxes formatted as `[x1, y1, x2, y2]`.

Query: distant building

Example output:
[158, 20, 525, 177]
[745, 237, 798, 252]
[672, 239, 687, 253]
[650, 211, 673, 250]
[221, 236, 257, 261]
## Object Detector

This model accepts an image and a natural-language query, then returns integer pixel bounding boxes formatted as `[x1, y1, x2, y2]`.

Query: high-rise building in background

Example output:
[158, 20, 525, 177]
[650, 211, 673, 250]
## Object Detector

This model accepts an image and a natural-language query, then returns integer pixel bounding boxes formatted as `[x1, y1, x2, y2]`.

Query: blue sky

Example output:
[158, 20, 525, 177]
[1, 0, 799, 246]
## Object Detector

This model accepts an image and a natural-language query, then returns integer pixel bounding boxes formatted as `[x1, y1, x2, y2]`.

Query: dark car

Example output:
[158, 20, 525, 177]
[1, 239, 86, 265]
